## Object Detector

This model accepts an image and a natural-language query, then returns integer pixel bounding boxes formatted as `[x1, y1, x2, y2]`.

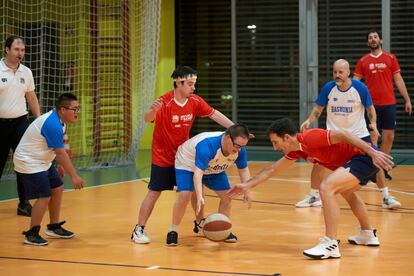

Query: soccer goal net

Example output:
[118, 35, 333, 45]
[1, 0, 161, 178]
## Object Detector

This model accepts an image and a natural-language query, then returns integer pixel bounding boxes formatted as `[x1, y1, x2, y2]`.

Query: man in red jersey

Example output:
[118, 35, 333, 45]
[227, 118, 393, 259]
[131, 66, 236, 244]
[354, 29, 411, 184]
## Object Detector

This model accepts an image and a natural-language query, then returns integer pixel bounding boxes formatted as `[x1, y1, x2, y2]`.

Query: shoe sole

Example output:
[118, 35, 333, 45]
[348, 239, 380, 246]
[17, 210, 32, 217]
[303, 252, 340, 259]
[382, 204, 401, 209]
[45, 230, 75, 239]
[24, 239, 48, 246]
[166, 243, 177, 246]
[132, 239, 150, 244]
[295, 203, 322, 208]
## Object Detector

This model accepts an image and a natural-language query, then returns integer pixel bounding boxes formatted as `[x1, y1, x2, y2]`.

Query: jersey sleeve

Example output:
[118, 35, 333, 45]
[301, 129, 331, 148]
[235, 148, 248, 169]
[194, 140, 215, 171]
[40, 116, 64, 149]
[26, 69, 35, 92]
[353, 80, 373, 108]
[354, 58, 364, 78]
[315, 81, 335, 106]
[391, 54, 401, 74]
[194, 95, 215, 118]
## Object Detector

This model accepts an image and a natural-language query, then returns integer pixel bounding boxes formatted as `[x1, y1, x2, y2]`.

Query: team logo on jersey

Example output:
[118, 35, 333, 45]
[20, 78, 25, 84]
[1, 78, 7, 82]
[171, 115, 179, 123]
[180, 114, 193, 122]
[347, 99, 355, 103]
[369, 63, 375, 70]
[333, 97, 338, 102]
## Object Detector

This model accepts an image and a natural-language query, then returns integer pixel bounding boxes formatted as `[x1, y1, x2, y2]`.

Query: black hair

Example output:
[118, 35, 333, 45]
[266, 118, 298, 137]
[56, 93, 78, 109]
[366, 29, 382, 40]
[171, 66, 197, 88]
[225, 124, 250, 140]
[4, 35, 25, 56]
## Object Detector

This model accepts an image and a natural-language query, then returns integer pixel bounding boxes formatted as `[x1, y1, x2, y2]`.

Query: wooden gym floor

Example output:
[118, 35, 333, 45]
[0, 162, 413, 276]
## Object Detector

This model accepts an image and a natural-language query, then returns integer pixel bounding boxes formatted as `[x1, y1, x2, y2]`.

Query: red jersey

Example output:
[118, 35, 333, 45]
[354, 51, 400, 106]
[285, 129, 366, 171]
[151, 90, 215, 167]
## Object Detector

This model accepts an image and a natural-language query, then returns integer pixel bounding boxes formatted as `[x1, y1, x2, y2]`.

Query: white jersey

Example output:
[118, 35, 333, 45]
[0, 59, 35, 118]
[316, 79, 372, 138]
[14, 110, 65, 174]
[175, 132, 248, 175]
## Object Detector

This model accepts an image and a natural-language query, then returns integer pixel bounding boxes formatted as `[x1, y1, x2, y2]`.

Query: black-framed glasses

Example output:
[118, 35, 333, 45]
[229, 134, 245, 149]
[64, 106, 81, 113]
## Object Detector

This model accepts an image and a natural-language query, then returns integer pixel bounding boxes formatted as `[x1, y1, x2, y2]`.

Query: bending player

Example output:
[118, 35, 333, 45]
[227, 118, 393, 259]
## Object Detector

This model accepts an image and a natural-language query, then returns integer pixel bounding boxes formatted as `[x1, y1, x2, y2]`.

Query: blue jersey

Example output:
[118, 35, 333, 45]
[175, 132, 248, 175]
[316, 79, 372, 138]
[14, 109, 65, 173]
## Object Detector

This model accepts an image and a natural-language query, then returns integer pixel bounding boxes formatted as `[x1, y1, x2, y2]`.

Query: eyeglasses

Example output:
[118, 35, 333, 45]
[229, 134, 246, 149]
[64, 106, 81, 113]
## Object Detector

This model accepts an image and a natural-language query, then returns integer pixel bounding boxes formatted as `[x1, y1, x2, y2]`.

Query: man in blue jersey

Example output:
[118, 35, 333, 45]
[14, 93, 84, 246]
[166, 124, 252, 246]
[296, 59, 401, 209]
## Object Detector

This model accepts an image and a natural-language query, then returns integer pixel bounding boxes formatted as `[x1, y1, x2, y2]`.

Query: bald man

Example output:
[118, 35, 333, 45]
[296, 59, 401, 209]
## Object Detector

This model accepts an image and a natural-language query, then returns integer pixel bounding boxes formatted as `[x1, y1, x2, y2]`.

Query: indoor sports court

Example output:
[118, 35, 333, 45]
[1, 0, 413, 275]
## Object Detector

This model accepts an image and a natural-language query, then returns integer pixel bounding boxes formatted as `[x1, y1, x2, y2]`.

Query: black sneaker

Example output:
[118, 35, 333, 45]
[45, 221, 75, 239]
[23, 225, 48, 246]
[166, 231, 178, 246]
[193, 218, 205, 234]
[224, 232, 238, 243]
[384, 170, 392, 181]
[17, 202, 32, 217]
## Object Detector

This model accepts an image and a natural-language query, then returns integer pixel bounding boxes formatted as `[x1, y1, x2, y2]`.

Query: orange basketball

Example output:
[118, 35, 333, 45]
[202, 213, 232, 242]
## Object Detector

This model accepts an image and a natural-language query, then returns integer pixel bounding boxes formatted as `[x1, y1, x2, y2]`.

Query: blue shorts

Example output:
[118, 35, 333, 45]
[375, 104, 396, 130]
[342, 154, 379, 185]
[148, 164, 176, 191]
[16, 166, 63, 200]
[175, 169, 230, 192]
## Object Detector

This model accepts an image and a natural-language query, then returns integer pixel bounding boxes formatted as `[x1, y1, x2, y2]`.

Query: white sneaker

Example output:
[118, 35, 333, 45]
[295, 194, 322, 208]
[131, 225, 150, 244]
[382, 196, 401, 209]
[303, 236, 341, 259]
[348, 229, 380, 246]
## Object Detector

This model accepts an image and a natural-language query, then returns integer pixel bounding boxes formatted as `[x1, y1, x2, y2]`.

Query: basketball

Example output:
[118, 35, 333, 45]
[202, 213, 232, 242]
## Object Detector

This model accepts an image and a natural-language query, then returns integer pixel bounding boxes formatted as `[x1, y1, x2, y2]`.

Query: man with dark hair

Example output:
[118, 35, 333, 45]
[228, 118, 393, 259]
[14, 93, 84, 246]
[354, 29, 412, 185]
[0, 35, 41, 216]
[131, 66, 236, 244]
[166, 124, 252, 246]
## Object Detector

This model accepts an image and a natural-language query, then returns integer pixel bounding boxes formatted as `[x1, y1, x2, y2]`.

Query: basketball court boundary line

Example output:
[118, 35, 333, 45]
[0, 256, 279, 276]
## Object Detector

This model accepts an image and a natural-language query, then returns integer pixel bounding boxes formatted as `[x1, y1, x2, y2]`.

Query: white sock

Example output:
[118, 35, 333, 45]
[380, 187, 389, 199]
[310, 188, 320, 197]
[169, 224, 178, 232]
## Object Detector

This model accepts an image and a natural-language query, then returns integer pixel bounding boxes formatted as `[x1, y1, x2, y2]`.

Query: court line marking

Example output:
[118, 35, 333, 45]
[0, 256, 279, 276]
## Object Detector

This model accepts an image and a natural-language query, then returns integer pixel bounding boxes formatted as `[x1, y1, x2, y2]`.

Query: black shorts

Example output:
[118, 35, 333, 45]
[342, 154, 379, 185]
[16, 166, 63, 200]
[148, 164, 176, 191]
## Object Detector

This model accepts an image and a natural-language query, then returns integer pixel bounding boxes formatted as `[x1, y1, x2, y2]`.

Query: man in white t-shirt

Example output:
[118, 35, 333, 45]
[14, 93, 84, 246]
[166, 124, 252, 246]
[0, 36, 40, 216]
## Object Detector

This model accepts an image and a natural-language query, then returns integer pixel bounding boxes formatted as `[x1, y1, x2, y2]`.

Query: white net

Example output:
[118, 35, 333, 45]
[0, 0, 161, 178]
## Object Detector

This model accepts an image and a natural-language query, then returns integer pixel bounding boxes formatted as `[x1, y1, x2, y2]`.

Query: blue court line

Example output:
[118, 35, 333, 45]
[0, 256, 280, 276]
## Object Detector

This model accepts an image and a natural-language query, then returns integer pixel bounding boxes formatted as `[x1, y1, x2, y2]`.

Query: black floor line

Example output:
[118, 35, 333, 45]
[0, 256, 279, 276]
